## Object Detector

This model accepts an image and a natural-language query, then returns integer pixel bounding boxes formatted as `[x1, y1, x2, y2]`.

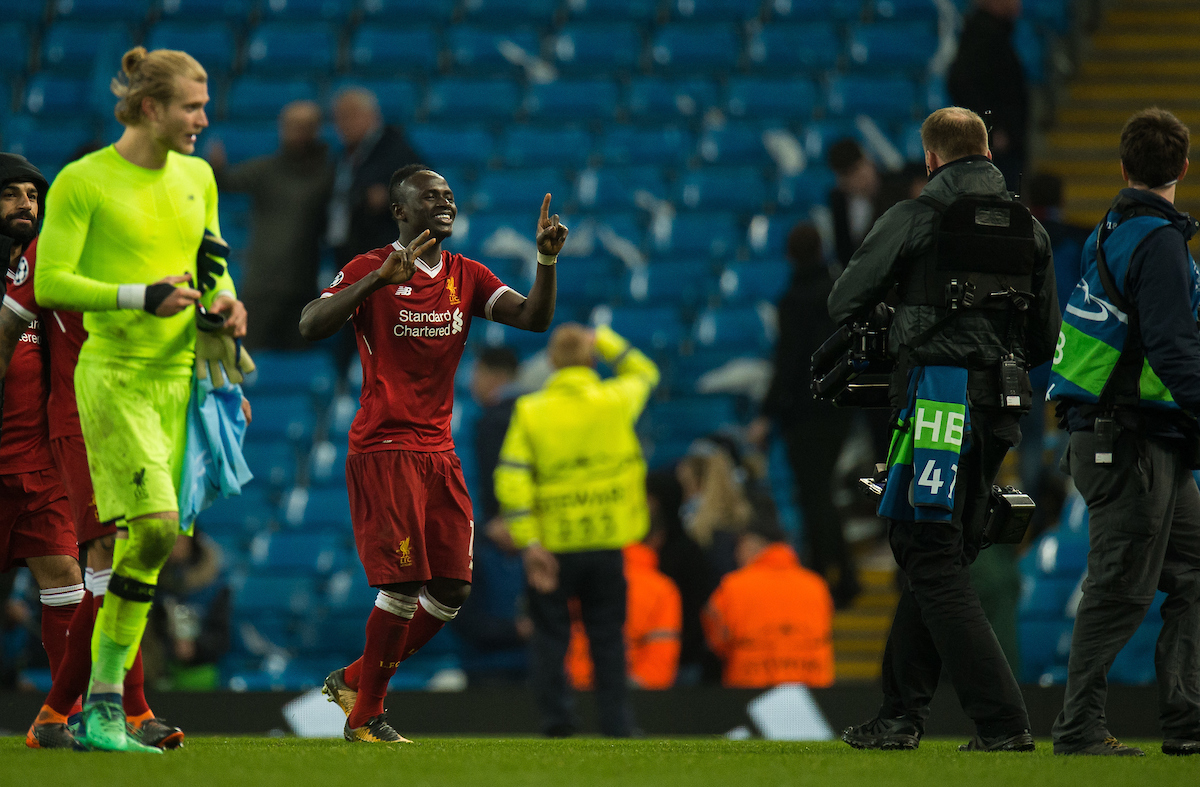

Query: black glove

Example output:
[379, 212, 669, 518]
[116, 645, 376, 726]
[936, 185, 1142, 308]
[196, 229, 230, 294]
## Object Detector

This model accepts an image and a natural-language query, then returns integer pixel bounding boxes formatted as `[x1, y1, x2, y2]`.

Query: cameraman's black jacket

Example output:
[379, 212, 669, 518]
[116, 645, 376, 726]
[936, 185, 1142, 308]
[828, 156, 1060, 401]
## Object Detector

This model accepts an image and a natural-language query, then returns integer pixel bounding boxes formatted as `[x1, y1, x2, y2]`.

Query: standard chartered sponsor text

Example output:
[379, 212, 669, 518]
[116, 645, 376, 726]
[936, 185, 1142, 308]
[393, 307, 464, 337]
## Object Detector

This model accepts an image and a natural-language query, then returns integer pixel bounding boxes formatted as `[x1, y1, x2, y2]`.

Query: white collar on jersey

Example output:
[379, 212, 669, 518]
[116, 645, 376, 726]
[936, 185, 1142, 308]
[391, 240, 443, 278]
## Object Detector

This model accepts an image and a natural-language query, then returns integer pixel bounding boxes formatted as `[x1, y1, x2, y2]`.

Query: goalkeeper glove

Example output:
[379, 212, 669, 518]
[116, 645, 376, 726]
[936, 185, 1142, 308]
[196, 229, 230, 294]
[195, 307, 255, 387]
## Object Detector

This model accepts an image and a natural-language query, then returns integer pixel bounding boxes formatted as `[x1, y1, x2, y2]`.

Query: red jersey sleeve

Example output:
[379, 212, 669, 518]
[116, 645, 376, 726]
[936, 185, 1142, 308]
[4, 239, 40, 323]
[464, 257, 512, 322]
[320, 251, 384, 299]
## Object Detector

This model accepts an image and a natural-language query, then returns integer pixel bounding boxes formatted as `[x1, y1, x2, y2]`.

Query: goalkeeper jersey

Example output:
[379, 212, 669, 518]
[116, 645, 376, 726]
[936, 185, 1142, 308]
[35, 145, 236, 374]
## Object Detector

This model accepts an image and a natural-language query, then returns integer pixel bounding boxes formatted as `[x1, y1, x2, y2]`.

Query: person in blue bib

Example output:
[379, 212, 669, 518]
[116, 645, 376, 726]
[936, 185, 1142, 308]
[1048, 108, 1200, 758]
[829, 107, 1059, 753]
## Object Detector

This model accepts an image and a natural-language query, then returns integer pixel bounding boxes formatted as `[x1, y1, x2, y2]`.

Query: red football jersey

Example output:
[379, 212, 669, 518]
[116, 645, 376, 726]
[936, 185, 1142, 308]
[45, 308, 85, 441]
[321, 245, 511, 453]
[1, 238, 53, 475]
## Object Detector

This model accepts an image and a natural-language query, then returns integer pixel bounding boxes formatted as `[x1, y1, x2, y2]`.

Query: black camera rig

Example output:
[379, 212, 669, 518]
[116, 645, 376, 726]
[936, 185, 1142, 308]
[811, 305, 894, 409]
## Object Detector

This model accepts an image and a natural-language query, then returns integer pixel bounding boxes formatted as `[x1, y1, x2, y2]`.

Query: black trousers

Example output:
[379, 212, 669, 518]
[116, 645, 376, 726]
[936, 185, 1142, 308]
[527, 549, 632, 737]
[1053, 429, 1200, 747]
[878, 408, 1031, 737]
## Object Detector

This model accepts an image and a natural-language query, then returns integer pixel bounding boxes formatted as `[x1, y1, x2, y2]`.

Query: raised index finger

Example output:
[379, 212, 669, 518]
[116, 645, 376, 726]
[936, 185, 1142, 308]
[539, 193, 551, 226]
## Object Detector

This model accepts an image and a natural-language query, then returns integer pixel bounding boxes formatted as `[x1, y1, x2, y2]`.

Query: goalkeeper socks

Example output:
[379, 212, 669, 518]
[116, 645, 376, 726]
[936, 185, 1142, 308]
[40, 584, 84, 679]
[347, 593, 416, 729]
[400, 590, 460, 662]
[89, 572, 157, 696]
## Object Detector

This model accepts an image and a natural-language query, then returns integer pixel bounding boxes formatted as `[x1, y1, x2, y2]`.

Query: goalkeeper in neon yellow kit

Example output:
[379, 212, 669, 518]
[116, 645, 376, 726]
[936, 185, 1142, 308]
[35, 47, 250, 753]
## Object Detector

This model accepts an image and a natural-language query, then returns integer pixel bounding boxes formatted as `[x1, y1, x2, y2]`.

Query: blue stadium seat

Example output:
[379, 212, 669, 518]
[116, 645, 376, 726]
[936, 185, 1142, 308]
[251, 532, 346, 573]
[245, 23, 336, 74]
[158, 0, 252, 20]
[472, 169, 570, 213]
[897, 122, 924, 161]
[309, 439, 348, 487]
[461, 0, 559, 24]
[768, 0, 863, 21]
[599, 127, 694, 167]
[1018, 575, 1077, 620]
[243, 350, 336, 397]
[349, 25, 440, 75]
[647, 395, 740, 439]
[1016, 20, 1046, 85]
[0, 25, 29, 74]
[565, 0, 659, 21]
[332, 79, 420, 123]
[199, 486, 276, 533]
[552, 23, 642, 75]
[651, 24, 740, 74]
[260, 0, 353, 20]
[601, 306, 685, 352]
[23, 75, 88, 118]
[246, 394, 315, 442]
[501, 127, 594, 169]
[359, 0, 454, 22]
[241, 440, 297, 489]
[208, 123, 278, 164]
[11, 2, 48, 22]
[718, 259, 791, 304]
[233, 572, 315, 615]
[800, 119, 863, 162]
[1028, 0, 1070, 33]
[40, 22, 132, 72]
[848, 23, 939, 71]
[626, 261, 711, 308]
[524, 80, 620, 122]
[693, 305, 773, 350]
[873, 0, 938, 20]
[425, 78, 522, 122]
[676, 166, 767, 213]
[557, 256, 617, 310]
[147, 22, 237, 73]
[1018, 620, 1073, 681]
[669, 0, 764, 21]
[287, 487, 352, 530]
[627, 77, 718, 122]
[826, 76, 917, 121]
[407, 125, 495, 168]
[325, 565, 377, 611]
[576, 166, 668, 211]
[454, 212, 532, 258]
[746, 24, 841, 73]
[53, 0, 150, 20]
[652, 212, 740, 258]
[696, 122, 766, 165]
[776, 167, 835, 210]
[725, 78, 819, 121]
[2, 116, 95, 169]
[226, 78, 318, 121]
[447, 27, 541, 73]
[746, 212, 808, 257]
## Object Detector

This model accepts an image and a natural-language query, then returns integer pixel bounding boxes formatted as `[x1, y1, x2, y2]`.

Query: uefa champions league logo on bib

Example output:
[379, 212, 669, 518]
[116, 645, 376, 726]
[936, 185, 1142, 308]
[12, 256, 29, 286]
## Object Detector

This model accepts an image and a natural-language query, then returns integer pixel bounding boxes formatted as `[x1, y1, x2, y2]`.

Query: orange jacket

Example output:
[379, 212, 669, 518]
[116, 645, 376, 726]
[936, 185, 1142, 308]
[702, 543, 834, 688]
[566, 543, 682, 690]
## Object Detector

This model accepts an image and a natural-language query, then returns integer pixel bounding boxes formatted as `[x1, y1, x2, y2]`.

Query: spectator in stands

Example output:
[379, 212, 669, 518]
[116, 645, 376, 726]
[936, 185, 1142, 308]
[676, 439, 754, 583]
[472, 347, 521, 529]
[877, 161, 929, 215]
[142, 532, 230, 691]
[702, 519, 834, 689]
[748, 224, 859, 608]
[566, 529, 683, 691]
[948, 0, 1029, 191]
[1028, 172, 1092, 311]
[827, 139, 880, 269]
[208, 100, 333, 351]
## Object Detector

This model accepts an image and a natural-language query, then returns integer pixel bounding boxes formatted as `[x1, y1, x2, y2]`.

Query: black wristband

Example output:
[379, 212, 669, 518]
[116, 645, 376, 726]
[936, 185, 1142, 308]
[144, 282, 176, 314]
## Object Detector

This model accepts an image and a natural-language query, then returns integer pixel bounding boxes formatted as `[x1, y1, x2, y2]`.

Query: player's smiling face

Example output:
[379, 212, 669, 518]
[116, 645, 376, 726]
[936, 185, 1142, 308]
[0, 181, 39, 247]
[150, 76, 210, 155]
[399, 171, 457, 240]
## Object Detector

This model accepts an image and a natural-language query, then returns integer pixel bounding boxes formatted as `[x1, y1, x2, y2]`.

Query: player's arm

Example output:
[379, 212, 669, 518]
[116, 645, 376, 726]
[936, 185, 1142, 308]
[595, 326, 660, 420]
[299, 231, 436, 341]
[490, 194, 567, 332]
[0, 302, 32, 382]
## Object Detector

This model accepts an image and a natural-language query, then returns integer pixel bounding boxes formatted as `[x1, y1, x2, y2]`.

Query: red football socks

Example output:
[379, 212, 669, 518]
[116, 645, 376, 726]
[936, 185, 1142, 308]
[343, 657, 363, 691]
[40, 601, 77, 679]
[346, 607, 410, 729]
[400, 602, 451, 662]
[123, 651, 151, 717]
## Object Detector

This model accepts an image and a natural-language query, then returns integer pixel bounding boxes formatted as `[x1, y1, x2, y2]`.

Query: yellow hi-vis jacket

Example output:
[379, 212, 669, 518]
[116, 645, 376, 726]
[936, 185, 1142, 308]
[495, 325, 659, 552]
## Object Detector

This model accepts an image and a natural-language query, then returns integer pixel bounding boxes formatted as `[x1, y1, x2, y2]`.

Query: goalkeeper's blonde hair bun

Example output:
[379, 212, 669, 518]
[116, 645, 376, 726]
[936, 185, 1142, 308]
[111, 46, 206, 126]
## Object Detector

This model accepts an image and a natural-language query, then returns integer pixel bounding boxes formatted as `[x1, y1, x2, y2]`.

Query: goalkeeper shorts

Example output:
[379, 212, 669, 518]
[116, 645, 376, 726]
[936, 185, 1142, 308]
[75, 361, 190, 524]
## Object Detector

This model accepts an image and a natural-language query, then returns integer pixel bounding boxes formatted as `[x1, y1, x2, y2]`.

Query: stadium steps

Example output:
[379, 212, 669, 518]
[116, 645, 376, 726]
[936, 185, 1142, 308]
[832, 568, 897, 684]
[1038, 0, 1200, 225]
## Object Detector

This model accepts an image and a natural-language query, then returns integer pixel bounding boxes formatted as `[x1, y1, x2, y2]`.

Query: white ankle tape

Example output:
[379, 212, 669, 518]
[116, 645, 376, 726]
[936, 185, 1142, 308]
[375, 590, 418, 619]
[86, 568, 112, 596]
[41, 583, 85, 607]
[419, 589, 460, 622]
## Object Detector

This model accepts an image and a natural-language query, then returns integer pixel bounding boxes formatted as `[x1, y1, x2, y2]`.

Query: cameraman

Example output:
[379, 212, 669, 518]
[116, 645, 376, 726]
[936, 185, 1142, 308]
[1049, 108, 1200, 757]
[829, 107, 1059, 752]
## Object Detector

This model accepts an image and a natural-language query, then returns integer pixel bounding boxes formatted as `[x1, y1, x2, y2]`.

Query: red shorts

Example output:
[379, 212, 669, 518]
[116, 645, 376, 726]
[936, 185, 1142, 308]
[50, 435, 113, 545]
[0, 467, 79, 572]
[347, 449, 475, 586]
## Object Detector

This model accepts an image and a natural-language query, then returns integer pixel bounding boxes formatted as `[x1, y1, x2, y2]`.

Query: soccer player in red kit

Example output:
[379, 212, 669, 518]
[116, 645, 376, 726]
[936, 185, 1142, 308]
[0, 156, 85, 749]
[299, 164, 565, 743]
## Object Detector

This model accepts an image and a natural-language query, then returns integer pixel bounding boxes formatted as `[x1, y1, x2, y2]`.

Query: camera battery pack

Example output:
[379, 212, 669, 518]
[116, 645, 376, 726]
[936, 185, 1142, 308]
[983, 485, 1036, 544]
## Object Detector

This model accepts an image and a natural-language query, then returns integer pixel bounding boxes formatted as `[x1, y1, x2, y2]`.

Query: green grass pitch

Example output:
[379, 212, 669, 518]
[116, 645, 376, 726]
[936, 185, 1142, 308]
[0, 737, 1193, 786]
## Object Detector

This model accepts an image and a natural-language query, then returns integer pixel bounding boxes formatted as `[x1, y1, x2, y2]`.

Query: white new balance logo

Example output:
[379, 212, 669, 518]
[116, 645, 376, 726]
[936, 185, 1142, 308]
[396, 285, 412, 296]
